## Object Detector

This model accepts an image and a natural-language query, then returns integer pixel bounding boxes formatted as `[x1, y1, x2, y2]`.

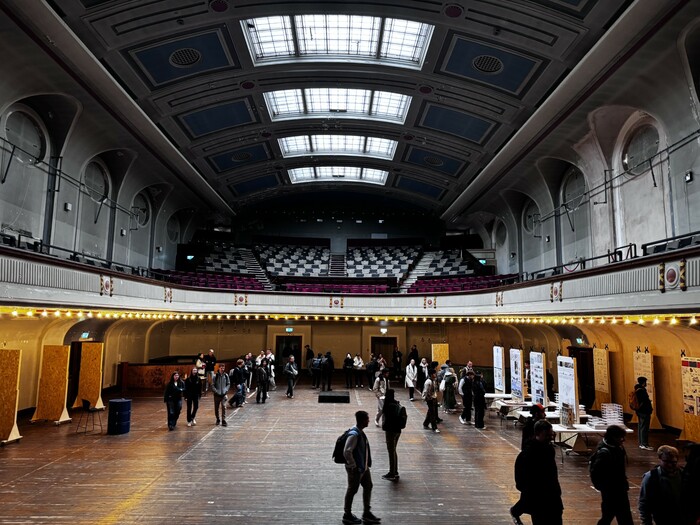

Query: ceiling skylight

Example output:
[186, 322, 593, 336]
[288, 166, 388, 185]
[264, 88, 411, 123]
[242, 14, 433, 69]
[279, 135, 397, 160]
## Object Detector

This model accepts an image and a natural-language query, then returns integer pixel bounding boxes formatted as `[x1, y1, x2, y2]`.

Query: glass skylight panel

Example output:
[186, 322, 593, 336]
[288, 166, 388, 185]
[279, 135, 397, 160]
[242, 15, 433, 69]
[265, 88, 411, 123]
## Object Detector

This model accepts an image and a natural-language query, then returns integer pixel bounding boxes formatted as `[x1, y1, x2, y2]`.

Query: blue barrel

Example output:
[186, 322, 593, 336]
[107, 398, 131, 435]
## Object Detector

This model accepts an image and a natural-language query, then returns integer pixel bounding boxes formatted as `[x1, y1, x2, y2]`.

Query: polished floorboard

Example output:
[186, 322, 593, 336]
[0, 378, 675, 525]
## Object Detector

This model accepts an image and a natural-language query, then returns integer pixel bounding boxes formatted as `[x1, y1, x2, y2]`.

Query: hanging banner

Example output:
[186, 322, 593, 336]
[557, 355, 578, 425]
[510, 348, 524, 401]
[493, 346, 505, 393]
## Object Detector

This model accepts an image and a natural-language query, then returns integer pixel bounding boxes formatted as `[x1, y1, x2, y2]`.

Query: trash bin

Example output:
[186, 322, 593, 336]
[107, 398, 131, 435]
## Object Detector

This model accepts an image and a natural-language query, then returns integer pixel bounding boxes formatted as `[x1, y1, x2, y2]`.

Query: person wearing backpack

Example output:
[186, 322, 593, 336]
[311, 353, 322, 389]
[634, 376, 654, 450]
[588, 425, 633, 525]
[380, 388, 406, 482]
[341, 410, 381, 525]
[639, 445, 682, 525]
[321, 351, 334, 392]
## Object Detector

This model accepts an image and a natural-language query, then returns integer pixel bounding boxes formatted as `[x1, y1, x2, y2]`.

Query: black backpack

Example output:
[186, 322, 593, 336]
[332, 428, 355, 464]
[588, 447, 609, 490]
[312, 357, 322, 369]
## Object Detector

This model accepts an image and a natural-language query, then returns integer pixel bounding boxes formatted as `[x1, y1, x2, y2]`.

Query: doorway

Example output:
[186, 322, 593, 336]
[67, 341, 83, 408]
[567, 346, 595, 409]
[371, 336, 397, 361]
[275, 335, 302, 370]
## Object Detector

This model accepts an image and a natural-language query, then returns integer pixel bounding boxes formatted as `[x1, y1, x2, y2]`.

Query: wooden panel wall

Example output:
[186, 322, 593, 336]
[75, 343, 105, 409]
[32, 345, 71, 424]
[0, 349, 22, 443]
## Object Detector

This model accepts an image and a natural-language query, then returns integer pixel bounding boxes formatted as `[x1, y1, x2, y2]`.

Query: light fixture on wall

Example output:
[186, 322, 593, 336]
[510, 252, 516, 259]
[120, 228, 127, 237]
[380, 328, 388, 335]
[63, 202, 72, 212]
[685, 170, 693, 183]
[156, 246, 163, 252]
[545, 235, 550, 243]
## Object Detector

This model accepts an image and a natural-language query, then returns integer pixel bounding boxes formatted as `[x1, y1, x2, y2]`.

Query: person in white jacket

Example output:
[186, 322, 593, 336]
[405, 359, 418, 401]
[353, 354, 365, 388]
[372, 368, 390, 427]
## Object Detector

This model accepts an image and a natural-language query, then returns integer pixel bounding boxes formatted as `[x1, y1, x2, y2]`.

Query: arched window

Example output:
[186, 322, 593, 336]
[166, 214, 180, 244]
[77, 159, 112, 258]
[559, 165, 590, 264]
[622, 125, 659, 176]
[84, 161, 110, 202]
[132, 192, 151, 228]
[522, 200, 539, 235]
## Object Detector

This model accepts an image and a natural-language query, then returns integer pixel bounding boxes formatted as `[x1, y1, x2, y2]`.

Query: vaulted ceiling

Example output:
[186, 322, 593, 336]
[10, 0, 649, 226]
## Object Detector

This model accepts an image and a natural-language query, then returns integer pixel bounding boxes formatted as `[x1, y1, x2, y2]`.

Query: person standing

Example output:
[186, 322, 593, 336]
[458, 370, 474, 425]
[520, 403, 546, 449]
[284, 355, 298, 398]
[405, 358, 417, 401]
[353, 353, 365, 388]
[256, 358, 270, 404]
[342, 410, 381, 525]
[639, 445, 683, 525]
[311, 352, 322, 389]
[472, 370, 487, 429]
[380, 389, 406, 482]
[184, 367, 201, 426]
[305, 344, 314, 376]
[265, 349, 276, 391]
[343, 353, 355, 388]
[442, 367, 457, 413]
[588, 425, 634, 525]
[682, 443, 700, 525]
[321, 351, 335, 392]
[422, 368, 439, 433]
[195, 352, 207, 395]
[372, 368, 390, 427]
[417, 357, 429, 393]
[228, 359, 246, 408]
[392, 346, 403, 381]
[407, 345, 419, 368]
[635, 376, 654, 450]
[212, 364, 230, 426]
[513, 420, 563, 525]
[203, 349, 217, 393]
[163, 371, 186, 430]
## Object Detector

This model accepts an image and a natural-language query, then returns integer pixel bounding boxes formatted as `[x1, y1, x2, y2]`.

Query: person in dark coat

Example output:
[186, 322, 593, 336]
[343, 353, 355, 388]
[472, 371, 487, 429]
[256, 358, 269, 404]
[513, 420, 563, 525]
[380, 389, 405, 481]
[163, 371, 186, 430]
[682, 443, 700, 525]
[321, 351, 335, 391]
[458, 369, 474, 425]
[184, 367, 201, 426]
[520, 403, 546, 449]
[589, 425, 633, 525]
[639, 445, 683, 525]
[635, 376, 654, 450]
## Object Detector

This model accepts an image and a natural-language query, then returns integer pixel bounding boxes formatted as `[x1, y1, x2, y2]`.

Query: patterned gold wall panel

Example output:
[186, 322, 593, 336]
[0, 349, 22, 442]
[684, 413, 700, 442]
[74, 343, 104, 409]
[431, 343, 449, 365]
[32, 345, 71, 423]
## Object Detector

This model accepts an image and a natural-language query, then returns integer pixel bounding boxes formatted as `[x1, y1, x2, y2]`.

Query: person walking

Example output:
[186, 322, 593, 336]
[343, 353, 355, 388]
[228, 359, 246, 408]
[372, 368, 390, 427]
[405, 358, 417, 401]
[353, 353, 365, 388]
[380, 389, 406, 481]
[635, 376, 654, 450]
[184, 367, 201, 426]
[458, 369, 474, 425]
[422, 368, 439, 433]
[520, 403, 546, 449]
[513, 420, 563, 525]
[305, 344, 314, 375]
[256, 358, 270, 403]
[589, 425, 634, 525]
[639, 445, 683, 525]
[203, 349, 217, 393]
[417, 357, 429, 393]
[472, 370, 487, 429]
[442, 367, 457, 413]
[195, 352, 207, 395]
[342, 410, 381, 525]
[211, 364, 230, 426]
[163, 371, 185, 430]
[284, 355, 298, 398]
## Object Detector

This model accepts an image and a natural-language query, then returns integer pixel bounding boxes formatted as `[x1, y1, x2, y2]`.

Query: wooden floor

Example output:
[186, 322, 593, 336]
[0, 378, 675, 525]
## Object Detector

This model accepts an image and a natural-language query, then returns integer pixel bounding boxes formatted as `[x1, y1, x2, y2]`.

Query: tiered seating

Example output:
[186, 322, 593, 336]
[255, 243, 330, 277]
[160, 270, 264, 291]
[423, 249, 475, 276]
[408, 274, 518, 293]
[346, 245, 420, 279]
[282, 279, 391, 294]
[200, 245, 250, 273]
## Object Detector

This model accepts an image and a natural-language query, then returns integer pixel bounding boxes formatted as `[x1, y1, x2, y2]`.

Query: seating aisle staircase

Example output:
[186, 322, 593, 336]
[329, 253, 346, 277]
[240, 248, 274, 290]
[399, 252, 435, 292]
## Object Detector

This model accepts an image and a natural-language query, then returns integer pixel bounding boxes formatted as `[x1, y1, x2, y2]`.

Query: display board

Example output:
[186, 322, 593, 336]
[633, 350, 661, 428]
[32, 345, 71, 424]
[681, 356, 700, 442]
[557, 355, 578, 424]
[510, 348, 524, 401]
[529, 351, 546, 406]
[493, 346, 505, 393]
[0, 349, 22, 443]
[593, 347, 610, 394]
[72, 342, 105, 409]
[431, 343, 449, 366]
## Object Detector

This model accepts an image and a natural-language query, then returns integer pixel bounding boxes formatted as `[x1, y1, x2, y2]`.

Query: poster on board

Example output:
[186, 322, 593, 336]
[529, 351, 546, 406]
[557, 355, 578, 423]
[510, 348, 523, 401]
[593, 347, 610, 394]
[493, 346, 505, 393]
[633, 351, 655, 407]
[681, 357, 700, 442]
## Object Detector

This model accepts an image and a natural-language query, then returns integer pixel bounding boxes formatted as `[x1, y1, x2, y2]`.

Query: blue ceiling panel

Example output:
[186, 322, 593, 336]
[443, 37, 539, 95]
[421, 105, 493, 144]
[209, 144, 270, 172]
[180, 100, 254, 138]
[132, 30, 233, 86]
[405, 147, 465, 176]
[396, 177, 444, 199]
[232, 175, 279, 196]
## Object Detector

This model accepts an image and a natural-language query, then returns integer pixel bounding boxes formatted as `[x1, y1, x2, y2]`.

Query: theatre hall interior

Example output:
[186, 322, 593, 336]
[3, 1, 700, 524]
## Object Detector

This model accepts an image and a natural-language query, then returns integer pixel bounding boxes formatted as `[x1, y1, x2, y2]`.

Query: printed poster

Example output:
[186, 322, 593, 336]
[681, 357, 700, 416]
[510, 348, 523, 401]
[493, 346, 505, 393]
[529, 351, 546, 406]
[633, 351, 655, 407]
[593, 347, 610, 394]
[557, 355, 578, 423]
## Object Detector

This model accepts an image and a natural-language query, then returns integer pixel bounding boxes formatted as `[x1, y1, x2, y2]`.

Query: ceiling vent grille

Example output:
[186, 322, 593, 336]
[169, 48, 202, 68]
[472, 55, 503, 74]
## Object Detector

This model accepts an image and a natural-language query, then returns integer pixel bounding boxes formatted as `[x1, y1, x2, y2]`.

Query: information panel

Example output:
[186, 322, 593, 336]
[557, 355, 578, 424]
[529, 351, 546, 406]
[510, 348, 523, 401]
[493, 346, 505, 393]
[593, 347, 610, 394]
[681, 357, 700, 442]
